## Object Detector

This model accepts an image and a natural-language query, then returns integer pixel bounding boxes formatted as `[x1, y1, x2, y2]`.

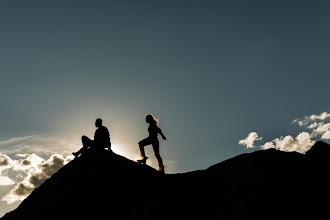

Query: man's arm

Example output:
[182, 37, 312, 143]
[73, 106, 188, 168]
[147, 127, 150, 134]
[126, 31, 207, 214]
[105, 127, 111, 147]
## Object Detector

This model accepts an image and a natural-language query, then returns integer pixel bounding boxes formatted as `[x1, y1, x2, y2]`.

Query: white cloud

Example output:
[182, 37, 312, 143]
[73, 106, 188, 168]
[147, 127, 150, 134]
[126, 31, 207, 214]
[293, 112, 330, 140]
[321, 130, 330, 139]
[307, 122, 320, 129]
[1, 153, 74, 204]
[0, 174, 15, 185]
[13, 153, 44, 171]
[310, 112, 330, 121]
[0, 153, 13, 170]
[240, 132, 315, 154]
[0, 153, 15, 186]
[261, 132, 315, 154]
[0, 134, 78, 217]
[2, 181, 34, 204]
[293, 112, 330, 127]
[238, 132, 262, 149]
[0, 133, 77, 192]
[292, 118, 307, 127]
[310, 123, 330, 138]
[241, 111, 330, 154]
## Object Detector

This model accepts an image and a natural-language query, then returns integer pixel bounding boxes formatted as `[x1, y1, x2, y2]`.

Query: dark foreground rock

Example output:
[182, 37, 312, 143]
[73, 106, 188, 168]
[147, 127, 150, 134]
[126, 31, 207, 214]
[2, 141, 330, 219]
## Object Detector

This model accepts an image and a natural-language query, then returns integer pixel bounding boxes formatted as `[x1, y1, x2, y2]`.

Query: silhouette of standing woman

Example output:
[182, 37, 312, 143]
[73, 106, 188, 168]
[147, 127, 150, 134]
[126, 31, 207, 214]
[138, 114, 166, 173]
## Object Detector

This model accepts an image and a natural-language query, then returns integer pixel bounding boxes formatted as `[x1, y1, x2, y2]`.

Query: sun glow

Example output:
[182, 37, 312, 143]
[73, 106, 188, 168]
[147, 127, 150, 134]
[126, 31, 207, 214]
[111, 144, 140, 161]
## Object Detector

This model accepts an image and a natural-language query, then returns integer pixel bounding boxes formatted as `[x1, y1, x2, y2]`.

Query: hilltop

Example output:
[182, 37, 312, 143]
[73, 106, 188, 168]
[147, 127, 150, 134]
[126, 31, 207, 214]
[2, 141, 330, 219]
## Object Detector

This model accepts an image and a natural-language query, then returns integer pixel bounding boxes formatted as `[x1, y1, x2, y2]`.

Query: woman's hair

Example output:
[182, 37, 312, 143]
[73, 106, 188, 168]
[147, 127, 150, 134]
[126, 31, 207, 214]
[145, 114, 159, 124]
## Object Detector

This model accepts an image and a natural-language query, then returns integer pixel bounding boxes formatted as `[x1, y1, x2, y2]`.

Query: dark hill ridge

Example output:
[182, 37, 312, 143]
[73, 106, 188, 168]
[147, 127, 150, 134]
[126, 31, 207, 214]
[2, 141, 330, 219]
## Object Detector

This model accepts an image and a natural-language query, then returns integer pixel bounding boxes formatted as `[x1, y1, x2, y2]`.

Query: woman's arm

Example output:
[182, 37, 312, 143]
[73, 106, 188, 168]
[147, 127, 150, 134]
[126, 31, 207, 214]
[158, 128, 166, 140]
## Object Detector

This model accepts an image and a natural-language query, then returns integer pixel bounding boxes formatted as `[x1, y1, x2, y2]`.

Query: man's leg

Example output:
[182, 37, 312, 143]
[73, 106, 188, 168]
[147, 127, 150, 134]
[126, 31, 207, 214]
[73, 136, 93, 157]
[82, 135, 93, 147]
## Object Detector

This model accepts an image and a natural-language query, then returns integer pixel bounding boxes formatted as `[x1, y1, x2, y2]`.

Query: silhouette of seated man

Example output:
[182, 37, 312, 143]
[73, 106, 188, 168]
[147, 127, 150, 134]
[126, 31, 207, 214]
[73, 118, 111, 157]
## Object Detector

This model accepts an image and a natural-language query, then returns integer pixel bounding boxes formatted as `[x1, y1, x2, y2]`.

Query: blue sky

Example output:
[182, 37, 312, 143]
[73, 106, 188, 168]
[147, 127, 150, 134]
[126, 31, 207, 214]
[1, 0, 330, 216]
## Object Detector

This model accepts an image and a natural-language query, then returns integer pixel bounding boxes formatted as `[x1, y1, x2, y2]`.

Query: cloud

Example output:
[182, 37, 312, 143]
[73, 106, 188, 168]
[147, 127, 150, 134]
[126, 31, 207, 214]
[13, 153, 44, 171]
[0, 135, 79, 158]
[293, 112, 330, 140]
[321, 130, 330, 139]
[310, 123, 330, 138]
[310, 112, 330, 121]
[0, 153, 15, 186]
[0, 134, 77, 203]
[1, 153, 74, 204]
[0, 136, 37, 149]
[293, 112, 330, 126]
[238, 132, 262, 148]
[0, 153, 13, 169]
[0, 174, 15, 186]
[240, 111, 330, 154]
[240, 132, 315, 154]
[261, 132, 315, 154]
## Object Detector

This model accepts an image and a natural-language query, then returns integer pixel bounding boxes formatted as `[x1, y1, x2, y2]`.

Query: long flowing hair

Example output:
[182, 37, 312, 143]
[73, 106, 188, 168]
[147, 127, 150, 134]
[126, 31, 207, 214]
[145, 114, 159, 124]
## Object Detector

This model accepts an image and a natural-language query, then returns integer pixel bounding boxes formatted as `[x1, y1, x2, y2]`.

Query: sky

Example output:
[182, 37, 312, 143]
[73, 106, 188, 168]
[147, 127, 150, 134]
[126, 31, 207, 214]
[1, 0, 330, 216]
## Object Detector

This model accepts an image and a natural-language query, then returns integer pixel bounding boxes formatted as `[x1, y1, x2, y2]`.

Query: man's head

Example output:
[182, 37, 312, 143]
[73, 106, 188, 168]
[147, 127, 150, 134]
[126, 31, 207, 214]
[95, 118, 102, 128]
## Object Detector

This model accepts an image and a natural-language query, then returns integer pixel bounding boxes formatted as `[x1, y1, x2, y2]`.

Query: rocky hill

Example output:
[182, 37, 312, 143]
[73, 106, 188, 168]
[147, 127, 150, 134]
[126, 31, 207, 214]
[2, 141, 330, 219]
